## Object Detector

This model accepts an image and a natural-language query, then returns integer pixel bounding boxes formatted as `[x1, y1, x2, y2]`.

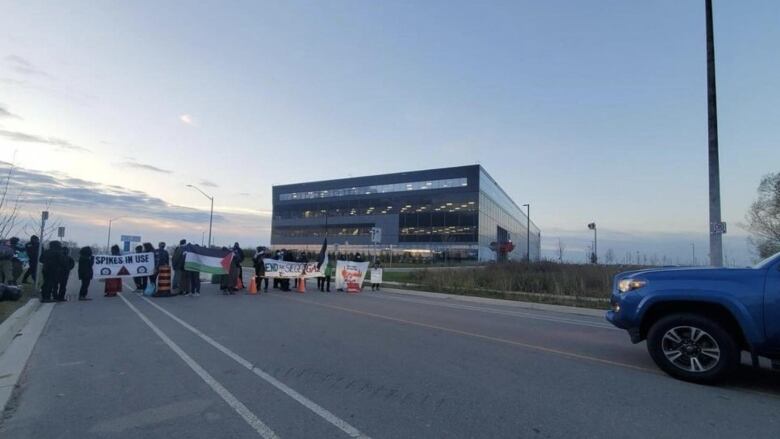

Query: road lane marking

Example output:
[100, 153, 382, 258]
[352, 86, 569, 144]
[117, 293, 279, 439]
[275, 294, 660, 374]
[364, 293, 618, 330]
[135, 294, 372, 439]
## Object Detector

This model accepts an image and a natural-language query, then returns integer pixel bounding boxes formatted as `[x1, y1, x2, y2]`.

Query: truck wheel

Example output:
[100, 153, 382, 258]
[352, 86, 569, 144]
[646, 313, 739, 384]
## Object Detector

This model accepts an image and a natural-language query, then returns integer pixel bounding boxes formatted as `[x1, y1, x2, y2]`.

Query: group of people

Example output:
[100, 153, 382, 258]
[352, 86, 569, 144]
[1, 234, 383, 301]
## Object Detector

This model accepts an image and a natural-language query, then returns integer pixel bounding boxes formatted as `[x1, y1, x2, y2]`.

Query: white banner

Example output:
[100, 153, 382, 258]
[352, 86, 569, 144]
[93, 252, 154, 279]
[335, 261, 369, 292]
[370, 268, 383, 284]
[263, 258, 326, 279]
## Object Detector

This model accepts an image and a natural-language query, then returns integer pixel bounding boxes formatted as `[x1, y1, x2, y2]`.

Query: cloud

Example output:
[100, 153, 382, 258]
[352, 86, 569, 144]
[179, 114, 195, 126]
[4, 54, 50, 77]
[0, 128, 90, 152]
[116, 161, 173, 174]
[0, 103, 21, 119]
[199, 179, 218, 188]
[0, 161, 222, 224]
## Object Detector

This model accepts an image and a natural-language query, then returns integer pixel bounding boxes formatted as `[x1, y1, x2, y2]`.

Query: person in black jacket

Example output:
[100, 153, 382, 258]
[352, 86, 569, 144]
[56, 247, 76, 301]
[22, 235, 40, 284]
[252, 247, 268, 292]
[39, 241, 65, 303]
[77, 246, 94, 301]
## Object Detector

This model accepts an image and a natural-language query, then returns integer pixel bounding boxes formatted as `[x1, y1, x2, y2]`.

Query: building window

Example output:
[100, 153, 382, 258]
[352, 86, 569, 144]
[278, 177, 468, 201]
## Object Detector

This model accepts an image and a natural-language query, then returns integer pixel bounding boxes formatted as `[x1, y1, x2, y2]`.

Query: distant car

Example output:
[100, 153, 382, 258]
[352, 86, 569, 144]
[606, 252, 780, 383]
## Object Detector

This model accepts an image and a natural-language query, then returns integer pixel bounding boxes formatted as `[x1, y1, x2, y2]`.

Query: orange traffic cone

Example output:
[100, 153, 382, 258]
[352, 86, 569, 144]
[297, 277, 306, 293]
[248, 277, 257, 294]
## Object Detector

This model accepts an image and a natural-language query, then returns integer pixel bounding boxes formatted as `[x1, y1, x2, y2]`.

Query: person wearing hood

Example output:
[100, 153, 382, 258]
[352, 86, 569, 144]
[56, 246, 76, 301]
[77, 246, 94, 301]
[39, 240, 65, 303]
[133, 245, 145, 290]
[171, 239, 187, 293]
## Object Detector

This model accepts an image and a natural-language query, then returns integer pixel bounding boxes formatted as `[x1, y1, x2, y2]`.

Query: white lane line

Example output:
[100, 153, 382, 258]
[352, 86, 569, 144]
[117, 293, 279, 439]
[365, 293, 618, 330]
[135, 294, 372, 439]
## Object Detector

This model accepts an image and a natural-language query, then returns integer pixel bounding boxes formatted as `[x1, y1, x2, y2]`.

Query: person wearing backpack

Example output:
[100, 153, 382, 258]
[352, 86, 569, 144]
[77, 246, 94, 301]
[56, 247, 76, 301]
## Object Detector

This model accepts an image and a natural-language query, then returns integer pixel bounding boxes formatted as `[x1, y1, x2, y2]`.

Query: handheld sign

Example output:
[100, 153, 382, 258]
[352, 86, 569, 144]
[93, 252, 154, 279]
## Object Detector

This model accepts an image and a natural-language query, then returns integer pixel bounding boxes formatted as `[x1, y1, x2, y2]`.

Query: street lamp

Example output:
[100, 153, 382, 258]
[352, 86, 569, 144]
[705, 0, 724, 267]
[587, 222, 597, 264]
[522, 203, 530, 263]
[187, 184, 214, 247]
[106, 216, 125, 251]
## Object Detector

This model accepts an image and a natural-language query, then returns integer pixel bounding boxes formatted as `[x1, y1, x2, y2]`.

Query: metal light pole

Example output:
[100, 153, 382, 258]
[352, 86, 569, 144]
[187, 184, 214, 247]
[706, 0, 724, 266]
[106, 216, 124, 251]
[587, 222, 597, 264]
[522, 204, 530, 263]
[34, 210, 48, 292]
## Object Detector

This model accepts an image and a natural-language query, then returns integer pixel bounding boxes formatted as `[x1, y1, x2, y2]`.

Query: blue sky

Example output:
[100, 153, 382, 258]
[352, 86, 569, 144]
[1, 1, 778, 264]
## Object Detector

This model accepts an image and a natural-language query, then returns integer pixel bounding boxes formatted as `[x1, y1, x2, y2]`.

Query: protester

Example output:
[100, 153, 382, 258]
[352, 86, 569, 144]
[57, 247, 75, 301]
[133, 245, 146, 291]
[252, 246, 267, 293]
[227, 247, 241, 293]
[172, 239, 187, 293]
[219, 246, 231, 293]
[77, 246, 94, 301]
[370, 260, 382, 291]
[321, 256, 334, 292]
[280, 249, 293, 291]
[104, 245, 123, 297]
[294, 251, 308, 290]
[40, 241, 65, 302]
[143, 242, 155, 287]
[232, 243, 244, 288]
[183, 245, 201, 296]
[272, 249, 282, 289]
[22, 235, 40, 284]
[0, 237, 18, 285]
[155, 242, 172, 296]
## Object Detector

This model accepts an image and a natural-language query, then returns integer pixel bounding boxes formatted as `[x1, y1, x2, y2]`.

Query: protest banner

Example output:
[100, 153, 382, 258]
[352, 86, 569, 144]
[263, 258, 326, 279]
[370, 268, 383, 284]
[93, 252, 154, 279]
[184, 246, 233, 274]
[335, 260, 369, 292]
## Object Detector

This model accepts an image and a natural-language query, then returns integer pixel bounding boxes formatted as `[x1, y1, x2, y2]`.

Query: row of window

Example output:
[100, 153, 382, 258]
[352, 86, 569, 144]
[278, 178, 468, 201]
[272, 224, 374, 238]
[273, 196, 478, 220]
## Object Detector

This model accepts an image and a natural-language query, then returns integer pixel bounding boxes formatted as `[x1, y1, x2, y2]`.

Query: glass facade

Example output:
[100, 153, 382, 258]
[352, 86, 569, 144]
[279, 177, 468, 201]
[271, 165, 540, 262]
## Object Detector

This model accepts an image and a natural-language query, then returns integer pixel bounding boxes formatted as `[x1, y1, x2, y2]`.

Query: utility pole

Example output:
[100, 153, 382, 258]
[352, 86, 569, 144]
[706, 0, 724, 266]
[587, 222, 597, 264]
[187, 185, 214, 247]
[34, 211, 48, 292]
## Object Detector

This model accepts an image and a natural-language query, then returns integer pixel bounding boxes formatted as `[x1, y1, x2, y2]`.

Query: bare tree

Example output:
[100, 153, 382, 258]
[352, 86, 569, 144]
[557, 239, 566, 263]
[746, 172, 780, 258]
[22, 200, 64, 242]
[0, 161, 24, 239]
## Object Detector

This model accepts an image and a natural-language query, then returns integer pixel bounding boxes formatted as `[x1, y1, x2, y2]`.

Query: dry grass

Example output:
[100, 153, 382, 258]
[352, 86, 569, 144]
[402, 261, 644, 300]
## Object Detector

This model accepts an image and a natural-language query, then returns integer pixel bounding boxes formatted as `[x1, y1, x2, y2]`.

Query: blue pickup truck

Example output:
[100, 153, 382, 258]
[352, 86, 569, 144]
[606, 252, 780, 383]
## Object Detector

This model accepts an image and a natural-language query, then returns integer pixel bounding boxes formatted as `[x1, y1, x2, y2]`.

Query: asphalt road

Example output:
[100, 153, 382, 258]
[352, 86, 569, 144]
[2, 277, 779, 439]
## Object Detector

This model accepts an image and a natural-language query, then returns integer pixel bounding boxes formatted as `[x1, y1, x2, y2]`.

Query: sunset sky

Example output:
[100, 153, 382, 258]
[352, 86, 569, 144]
[1, 1, 778, 264]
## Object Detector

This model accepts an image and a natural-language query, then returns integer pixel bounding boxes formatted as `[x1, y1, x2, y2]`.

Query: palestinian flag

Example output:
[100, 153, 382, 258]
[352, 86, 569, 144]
[316, 238, 328, 269]
[184, 245, 233, 274]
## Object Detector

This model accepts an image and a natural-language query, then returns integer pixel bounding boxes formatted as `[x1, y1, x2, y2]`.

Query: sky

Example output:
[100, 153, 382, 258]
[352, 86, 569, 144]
[0, 0, 778, 264]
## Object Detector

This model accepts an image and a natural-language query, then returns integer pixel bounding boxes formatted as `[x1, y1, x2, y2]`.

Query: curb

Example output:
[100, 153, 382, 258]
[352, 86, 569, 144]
[381, 288, 607, 318]
[0, 299, 40, 356]
[0, 300, 54, 413]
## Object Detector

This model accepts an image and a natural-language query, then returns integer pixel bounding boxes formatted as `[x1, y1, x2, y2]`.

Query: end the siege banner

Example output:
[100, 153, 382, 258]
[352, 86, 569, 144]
[263, 258, 326, 279]
[93, 252, 155, 279]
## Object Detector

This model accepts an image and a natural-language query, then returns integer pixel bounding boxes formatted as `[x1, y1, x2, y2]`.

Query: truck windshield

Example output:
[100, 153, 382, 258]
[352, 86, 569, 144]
[753, 253, 780, 269]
